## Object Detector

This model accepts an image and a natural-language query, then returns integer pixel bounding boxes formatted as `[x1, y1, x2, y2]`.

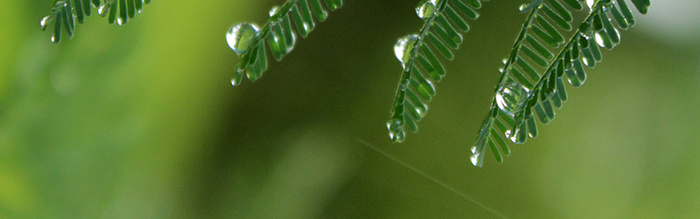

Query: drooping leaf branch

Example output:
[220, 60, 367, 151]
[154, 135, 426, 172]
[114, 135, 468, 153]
[41, 0, 152, 43]
[227, 0, 344, 86]
[386, 0, 487, 143]
[471, 0, 651, 167]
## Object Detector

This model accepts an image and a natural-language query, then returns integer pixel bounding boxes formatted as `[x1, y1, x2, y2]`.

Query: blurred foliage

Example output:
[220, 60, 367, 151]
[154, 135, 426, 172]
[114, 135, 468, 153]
[1, 0, 700, 218]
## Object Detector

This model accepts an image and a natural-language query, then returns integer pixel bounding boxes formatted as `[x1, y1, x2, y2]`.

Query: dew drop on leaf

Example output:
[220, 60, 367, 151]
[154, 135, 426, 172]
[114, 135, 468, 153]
[496, 82, 529, 116]
[40, 16, 51, 29]
[98, 5, 109, 17]
[227, 22, 260, 54]
[415, 0, 438, 19]
[470, 152, 480, 166]
[394, 34, 420, 70]
[586, 0, 595, 9]
[386, 119, 406, 143]
[518, 4, 528, 12]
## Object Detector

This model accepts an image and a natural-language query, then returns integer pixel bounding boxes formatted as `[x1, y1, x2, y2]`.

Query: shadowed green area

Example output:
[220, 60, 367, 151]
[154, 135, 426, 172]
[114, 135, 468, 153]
[1, 1, 699, 218]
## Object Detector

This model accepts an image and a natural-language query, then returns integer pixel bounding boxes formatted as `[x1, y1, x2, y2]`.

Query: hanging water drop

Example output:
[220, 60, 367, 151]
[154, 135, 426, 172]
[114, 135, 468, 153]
[394, 34, 420, 70]
[40, 16, 51, 30]
[389, 129, 406, 143]
[507, 129, 520, 144]
[98, 5, 109, 16]
[227, 22, 260, 54]
[586, 0, 595, 9]
[117, 17, 124, 26]
[496, 82, 529, 116]
[230, 76, 242, 86]
[518, 4, 528, 12]
[50, 35, 57, 43]
[470, 153, 480, 166]
[386, 119, 406, 143]
[502, 58, 508, 65]
[415, 0, 438, 19]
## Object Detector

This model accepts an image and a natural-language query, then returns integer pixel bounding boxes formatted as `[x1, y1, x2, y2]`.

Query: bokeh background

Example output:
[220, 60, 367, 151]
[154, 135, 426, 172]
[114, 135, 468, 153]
[1, 0, 699, 218]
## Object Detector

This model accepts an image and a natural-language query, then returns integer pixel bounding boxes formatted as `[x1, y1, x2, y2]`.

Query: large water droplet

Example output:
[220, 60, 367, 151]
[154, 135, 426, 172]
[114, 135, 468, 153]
[415, 0, 438, 19]
[394, 34, 420, 70]
[496, 82, 529, 115]
[40, 16, 51, 29]
[117, 17, 124, 26]
[227, 23, 260, 54]
[386, 119, 406, 143]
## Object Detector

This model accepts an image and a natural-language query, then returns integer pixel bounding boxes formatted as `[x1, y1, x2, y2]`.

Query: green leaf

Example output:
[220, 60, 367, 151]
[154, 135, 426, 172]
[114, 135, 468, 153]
[228, 0, 345, 86]
[388, 0, 484, 143]
[472, 0, 650, 166]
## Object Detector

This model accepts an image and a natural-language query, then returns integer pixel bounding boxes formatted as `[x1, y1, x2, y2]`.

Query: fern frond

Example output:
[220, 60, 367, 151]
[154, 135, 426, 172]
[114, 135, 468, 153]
[471, 0, 650, 167]
[41, 0, 152, 43]
[386, 0, 487, 143]
[227, 0, 344, 86]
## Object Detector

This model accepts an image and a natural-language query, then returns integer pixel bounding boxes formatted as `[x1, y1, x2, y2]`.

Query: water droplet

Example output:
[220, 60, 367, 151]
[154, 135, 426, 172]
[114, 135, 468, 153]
[40, 16, 51, 29]
[117, 17, 124, 26]
[230, 76, 242, 86]
[269, 6, 280, 17]
[389, 129, 406, 143]
[498, 67, 505, 73]
[582, 57, 592, 67]
[507, 129, 520, 143]
[386, 119, 402, 131]
[227, 22, 260, 54]
[394, 34, 420, 70]
[496, 82, 529, 116]
[518, 4, 528, 12]
[386, 119, 406, 143]
[586, 0, 595, 9]
[470, 153, 480, 166]
[594, 30, 618, 50]
[502, 58, 508, 65]
[470, 145, 477, 154]
[50, 35, 57, 43]
[98, 5, 109, 16]
[415, 0, 438, 19]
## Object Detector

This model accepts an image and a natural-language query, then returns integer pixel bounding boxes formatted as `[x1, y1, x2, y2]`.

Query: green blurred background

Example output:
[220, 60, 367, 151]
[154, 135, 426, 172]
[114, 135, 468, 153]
[1, 1, 699, 218]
